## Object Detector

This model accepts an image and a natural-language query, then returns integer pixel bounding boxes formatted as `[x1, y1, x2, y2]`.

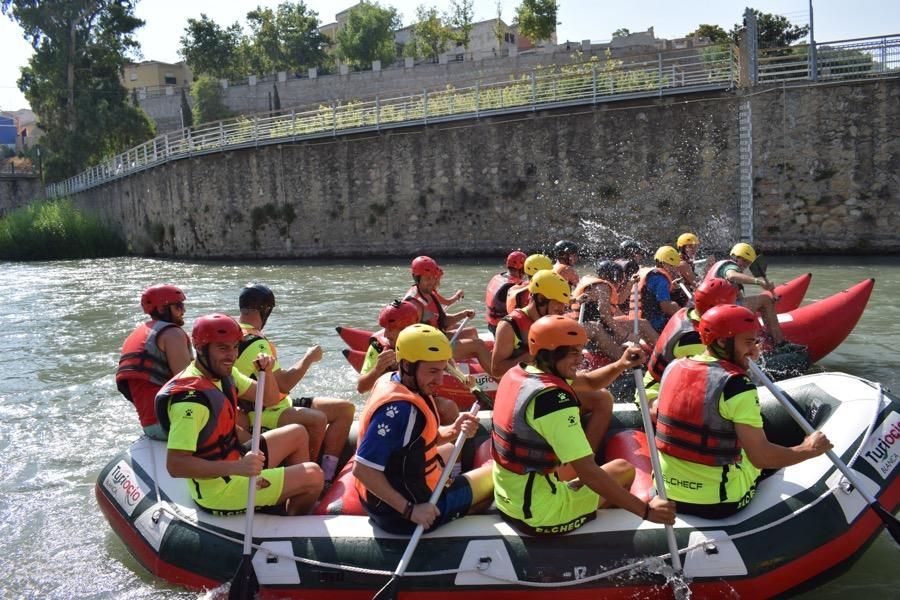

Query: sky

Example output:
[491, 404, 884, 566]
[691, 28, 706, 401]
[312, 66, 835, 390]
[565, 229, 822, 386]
[2, 0, 899, 111]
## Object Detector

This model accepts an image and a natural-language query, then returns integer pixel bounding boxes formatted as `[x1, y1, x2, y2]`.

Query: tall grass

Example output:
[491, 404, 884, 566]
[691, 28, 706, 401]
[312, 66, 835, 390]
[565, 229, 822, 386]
[0, 199, 126, 260]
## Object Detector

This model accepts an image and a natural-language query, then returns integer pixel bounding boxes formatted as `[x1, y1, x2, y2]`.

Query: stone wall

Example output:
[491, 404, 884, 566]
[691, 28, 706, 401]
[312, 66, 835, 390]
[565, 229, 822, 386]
[70, 77, 898, 258]
[751, 79, 899, 252]
[0, 174, 42, 215]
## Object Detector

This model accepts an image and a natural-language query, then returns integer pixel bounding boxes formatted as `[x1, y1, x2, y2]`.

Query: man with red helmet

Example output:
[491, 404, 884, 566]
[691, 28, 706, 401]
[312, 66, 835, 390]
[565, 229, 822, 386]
[157, 314, 324, 516]
[357, 300, 421, 394]
[655, 305, 832, 518]
[116, 284, 193, 440]
[235, 284, 355, 487]
[484, 250, 527, 334]
[638, 277, 738, 410]
[405, 255, 493, 375]
[492, 315, 675, 535]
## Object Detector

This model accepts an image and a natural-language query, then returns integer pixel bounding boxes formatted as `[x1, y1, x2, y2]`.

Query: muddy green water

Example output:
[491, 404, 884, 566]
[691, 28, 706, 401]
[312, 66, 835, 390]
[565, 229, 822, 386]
[0, 256, 896, 598]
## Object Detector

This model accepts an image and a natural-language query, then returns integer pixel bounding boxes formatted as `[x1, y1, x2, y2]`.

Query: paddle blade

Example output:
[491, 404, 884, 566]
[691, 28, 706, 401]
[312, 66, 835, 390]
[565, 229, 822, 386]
[748, 253, 768, 278]
[871, 501, 900, 546]
[228, 556, 259, 600]
[372, 574, 399, 600]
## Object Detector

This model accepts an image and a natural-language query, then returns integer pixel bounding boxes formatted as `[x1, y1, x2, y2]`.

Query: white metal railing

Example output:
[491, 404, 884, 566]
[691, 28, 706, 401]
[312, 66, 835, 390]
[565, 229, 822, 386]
[758, 34, 900, 83]
[47, 47, 739, 198]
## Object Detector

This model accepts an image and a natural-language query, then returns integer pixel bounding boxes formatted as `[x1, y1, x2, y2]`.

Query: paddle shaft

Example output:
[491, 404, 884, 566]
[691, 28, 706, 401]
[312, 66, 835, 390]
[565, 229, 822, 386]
[242, 371, 266, 557]
[631, 286, 682, 571]
[448, 316, 470, 348]
[747, 361, 895, 511]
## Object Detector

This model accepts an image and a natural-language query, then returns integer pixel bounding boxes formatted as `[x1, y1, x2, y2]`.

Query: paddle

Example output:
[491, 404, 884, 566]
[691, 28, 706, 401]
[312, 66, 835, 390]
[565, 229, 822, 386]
[747, 361, 900, 545]
[228, 371, 266, 600]
[630, 286, 685, 588]
[372, 366, 483, 600]
[748, 253, 768, 279]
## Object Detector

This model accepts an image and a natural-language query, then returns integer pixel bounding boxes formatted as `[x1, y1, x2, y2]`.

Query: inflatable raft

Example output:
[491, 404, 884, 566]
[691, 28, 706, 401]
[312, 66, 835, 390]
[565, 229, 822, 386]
[97, 372, 899, 598]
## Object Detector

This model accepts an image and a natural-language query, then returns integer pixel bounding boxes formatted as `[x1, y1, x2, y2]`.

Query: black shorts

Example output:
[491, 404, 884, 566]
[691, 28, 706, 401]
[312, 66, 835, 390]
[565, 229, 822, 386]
[292, 396, 314, 409]
[240, 436, 271, 468]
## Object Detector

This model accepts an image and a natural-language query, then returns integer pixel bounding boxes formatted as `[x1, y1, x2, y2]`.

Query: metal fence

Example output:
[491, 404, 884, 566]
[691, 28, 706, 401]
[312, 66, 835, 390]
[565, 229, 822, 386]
[758, 34, 900, 83]
[46, 47, 737, 199]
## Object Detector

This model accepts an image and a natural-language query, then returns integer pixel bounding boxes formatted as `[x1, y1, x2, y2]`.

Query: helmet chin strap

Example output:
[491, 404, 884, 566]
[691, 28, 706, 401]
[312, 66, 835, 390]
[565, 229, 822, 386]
[399, 361, 422, 394]
[534, 295, 550, 317]
[197, 346, 215, 376]
[259, 306, 273, 329]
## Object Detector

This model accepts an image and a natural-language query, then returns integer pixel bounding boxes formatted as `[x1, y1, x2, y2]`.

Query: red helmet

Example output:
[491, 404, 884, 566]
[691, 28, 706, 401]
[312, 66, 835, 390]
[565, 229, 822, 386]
[411, 256, 442, 278]
[140, 284, 185, 315]
[699, 305, 759, 346]
[378, 300, 420, 330]
[506, 250, 527, 270]
[694, 278, 738, 316]
[191, 313, 243, 349]
[528, 315, 588, 356]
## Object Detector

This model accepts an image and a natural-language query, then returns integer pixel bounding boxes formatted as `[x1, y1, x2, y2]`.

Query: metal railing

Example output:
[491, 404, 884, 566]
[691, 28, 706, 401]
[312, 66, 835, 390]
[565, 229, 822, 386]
[47, 48, 739, 198]
[758, 34, 900, 83]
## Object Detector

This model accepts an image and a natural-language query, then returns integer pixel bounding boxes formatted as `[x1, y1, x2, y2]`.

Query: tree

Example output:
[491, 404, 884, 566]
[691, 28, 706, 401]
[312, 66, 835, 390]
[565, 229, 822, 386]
[179, 14, 244, 79]
[244, 2, 328, 74]
[514, 0, 558, 43]
[2, 0, 155, 181]
[335, 2, 400, 69]
[732, 10, 809, 49]
[447, 0, 473, 50]
[491, 1, 505, 51]
[272, 82, 281, 111]
[687, 24, 729, 43]
[612, 28, 630, 38]
[191, 75, 231, 125]
[406, 5, 451, 63]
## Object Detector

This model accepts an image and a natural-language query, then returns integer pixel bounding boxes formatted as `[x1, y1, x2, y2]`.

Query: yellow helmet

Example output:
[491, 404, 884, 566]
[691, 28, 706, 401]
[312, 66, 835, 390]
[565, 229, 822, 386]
[676, 232, 699, 248]
[524, 254, 553, 276]
[654, 246, 681, 267]
[730, 242, 757, 263]
[529, 270, 571, 304]
[395, 324, 452, 363]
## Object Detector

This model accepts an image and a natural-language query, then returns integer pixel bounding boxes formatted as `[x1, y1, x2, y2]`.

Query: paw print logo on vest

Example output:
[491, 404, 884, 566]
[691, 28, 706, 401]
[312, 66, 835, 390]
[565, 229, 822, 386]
[384, 404, 399, 418]
[377, 423, 391, 437]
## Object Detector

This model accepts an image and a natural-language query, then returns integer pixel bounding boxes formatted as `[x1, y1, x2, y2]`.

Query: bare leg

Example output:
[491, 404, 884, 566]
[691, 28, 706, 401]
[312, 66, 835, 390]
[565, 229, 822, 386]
[310, 397, 355, 461]
[583, 321, 625, 361]
[461, 462, 495, 511]
[277, 407, 326, 460]
[454, 338, 494, 377]
[597, 458, 636, 509]
[435, 395, 460, 425]
[262, 424, 324, 515]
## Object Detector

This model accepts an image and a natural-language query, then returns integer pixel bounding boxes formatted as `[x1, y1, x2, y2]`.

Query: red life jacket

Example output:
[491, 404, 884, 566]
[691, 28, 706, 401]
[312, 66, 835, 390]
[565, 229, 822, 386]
[355, 374, 443, 503]
[655, 358, 745, 466]
[647, 308, 703, 382]
[155, 372, 243, 462]
[499, 308, 534, 356]
[404, 285, 447, 331]
[116, 320, 180, 393]
[505, 283, 531, 314]
[703, 259, 744, 295]
[485, 272, 520, 327]
[492, 365, 571, 475]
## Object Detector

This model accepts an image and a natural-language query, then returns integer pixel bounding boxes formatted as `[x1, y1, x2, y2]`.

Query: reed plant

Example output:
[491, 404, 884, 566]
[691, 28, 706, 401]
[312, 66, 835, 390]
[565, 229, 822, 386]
[0, 199, 125, 260]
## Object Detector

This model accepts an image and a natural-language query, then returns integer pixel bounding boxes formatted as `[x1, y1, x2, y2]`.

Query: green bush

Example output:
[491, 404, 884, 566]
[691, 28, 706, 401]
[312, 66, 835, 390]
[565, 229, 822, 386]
[0, 199, 126, 260]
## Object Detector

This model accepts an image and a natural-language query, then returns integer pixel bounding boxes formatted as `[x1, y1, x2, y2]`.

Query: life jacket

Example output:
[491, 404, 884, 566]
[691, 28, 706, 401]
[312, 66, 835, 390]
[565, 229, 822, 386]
[704, 259, 744, 295]
[647, 308, 703, 382]
[237, 323, 288, 402]
[404, 285, 447, 331]
[355, 374, 443, 504]
[655, 358, 744, 466]
[499, 308, 534, 356]
[155, 372, 243, 462]
[366, 332, 396, 370]
[572, 277, 619, 322]
[491, 365, 570, 475]
[506, 283, 531, 314]
[636, 267, 674, 327]
[116, 320, 181, 396]
[485, 272, 520, 327]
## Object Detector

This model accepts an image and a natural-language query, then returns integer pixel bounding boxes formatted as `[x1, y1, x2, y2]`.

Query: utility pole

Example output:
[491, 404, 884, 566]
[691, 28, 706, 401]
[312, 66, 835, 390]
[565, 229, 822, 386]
[809, 0, 818, 81]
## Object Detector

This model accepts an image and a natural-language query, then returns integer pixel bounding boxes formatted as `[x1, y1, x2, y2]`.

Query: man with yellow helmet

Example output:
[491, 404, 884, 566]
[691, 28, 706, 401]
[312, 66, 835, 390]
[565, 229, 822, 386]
[505, 253, 553, 313]
[704, 243, 787, 345]
[353, 324, 494, 534]
[491, 270, 572, 377]
[675, 232, 701, 293]
[634, 246, 682, 333]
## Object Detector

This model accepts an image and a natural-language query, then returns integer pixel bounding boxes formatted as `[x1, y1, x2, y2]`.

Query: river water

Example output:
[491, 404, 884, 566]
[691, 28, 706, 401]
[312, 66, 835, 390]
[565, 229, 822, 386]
[0, 255, 896, 599]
